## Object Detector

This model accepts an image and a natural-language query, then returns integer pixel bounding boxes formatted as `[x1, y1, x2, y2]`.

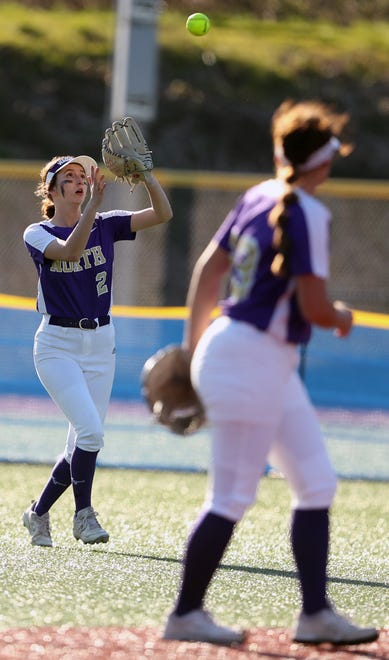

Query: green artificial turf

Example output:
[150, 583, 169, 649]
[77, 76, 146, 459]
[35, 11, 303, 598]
[0, 464, 387, 630]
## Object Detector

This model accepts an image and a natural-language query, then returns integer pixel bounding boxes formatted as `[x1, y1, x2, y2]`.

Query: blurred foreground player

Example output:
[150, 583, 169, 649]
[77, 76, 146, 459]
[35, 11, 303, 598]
[163, 100, 379, 646]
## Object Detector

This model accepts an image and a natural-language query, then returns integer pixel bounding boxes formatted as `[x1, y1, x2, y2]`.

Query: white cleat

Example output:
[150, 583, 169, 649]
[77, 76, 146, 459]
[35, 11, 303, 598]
[23, 501, 53, 547]
[73, 506, 109, 544]
[293, 607, 379, 645]
[163, 608, 245, 645]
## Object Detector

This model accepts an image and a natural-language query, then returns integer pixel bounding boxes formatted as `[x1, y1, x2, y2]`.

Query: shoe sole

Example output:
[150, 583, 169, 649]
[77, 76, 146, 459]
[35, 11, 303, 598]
[163, 631, 246, 645]
[31, 538, 53, 547]
[74, 534, 109, 544]
[293, 631, 379, 645]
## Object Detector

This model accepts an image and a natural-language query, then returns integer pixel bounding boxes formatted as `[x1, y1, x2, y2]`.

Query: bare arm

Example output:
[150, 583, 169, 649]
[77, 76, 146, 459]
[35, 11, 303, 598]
[296, 274, 353, 337]
[183, 241, 231, 355]
[130, 172, 173, 231]
[44, 167, 106, 262]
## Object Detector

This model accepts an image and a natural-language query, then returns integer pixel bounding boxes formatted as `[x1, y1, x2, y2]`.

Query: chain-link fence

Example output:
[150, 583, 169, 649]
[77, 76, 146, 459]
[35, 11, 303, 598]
[0, 161, 388, 312]
[0, 162, 388, 479]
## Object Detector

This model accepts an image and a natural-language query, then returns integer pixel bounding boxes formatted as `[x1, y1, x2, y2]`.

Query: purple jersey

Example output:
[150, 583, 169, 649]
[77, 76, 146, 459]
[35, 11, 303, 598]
[23, 210, 136, 318]
[214, 179, 331, 344]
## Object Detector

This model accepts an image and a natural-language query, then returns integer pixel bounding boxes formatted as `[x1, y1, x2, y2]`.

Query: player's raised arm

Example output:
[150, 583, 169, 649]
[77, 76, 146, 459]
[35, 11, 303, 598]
[101, 116, 173, 230]
[130, 171, 173, 230]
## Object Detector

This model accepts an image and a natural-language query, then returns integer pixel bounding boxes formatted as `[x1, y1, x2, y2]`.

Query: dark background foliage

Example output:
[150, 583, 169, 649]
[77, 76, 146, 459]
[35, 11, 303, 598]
[2, 1, 389, 178]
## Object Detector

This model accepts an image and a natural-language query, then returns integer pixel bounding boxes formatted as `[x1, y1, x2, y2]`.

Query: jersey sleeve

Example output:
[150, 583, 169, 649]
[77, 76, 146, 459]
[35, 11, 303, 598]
[213, 197, 245, 253]
[23, 223, 57, 264]
[288, 195, 331, 280]
[98, 210, 136, 241]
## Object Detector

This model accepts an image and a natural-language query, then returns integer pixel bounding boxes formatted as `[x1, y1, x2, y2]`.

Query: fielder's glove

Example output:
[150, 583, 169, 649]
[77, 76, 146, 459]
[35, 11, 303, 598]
[141, 345, 206, 436]
[101, 116, 153, 187]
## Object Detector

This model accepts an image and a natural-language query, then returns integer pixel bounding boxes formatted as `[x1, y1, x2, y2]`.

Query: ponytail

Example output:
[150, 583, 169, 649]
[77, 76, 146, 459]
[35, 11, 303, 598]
[40, 198, 55, 219]
[34, 156, 66, 220]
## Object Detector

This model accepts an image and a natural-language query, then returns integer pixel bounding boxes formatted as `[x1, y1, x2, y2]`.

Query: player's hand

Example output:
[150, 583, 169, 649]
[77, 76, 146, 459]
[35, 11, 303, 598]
[333, 301, 353, 337]
[88, 166, 106, 206]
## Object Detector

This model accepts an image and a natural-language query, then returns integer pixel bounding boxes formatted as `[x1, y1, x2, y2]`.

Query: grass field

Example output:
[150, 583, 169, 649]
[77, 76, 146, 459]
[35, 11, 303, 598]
[0, 464, 387, 631]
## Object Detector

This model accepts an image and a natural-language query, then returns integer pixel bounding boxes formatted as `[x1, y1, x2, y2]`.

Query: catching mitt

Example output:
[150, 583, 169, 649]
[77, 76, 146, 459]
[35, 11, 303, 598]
[141, 345, 206, 436]
[101, 116, 153, 187]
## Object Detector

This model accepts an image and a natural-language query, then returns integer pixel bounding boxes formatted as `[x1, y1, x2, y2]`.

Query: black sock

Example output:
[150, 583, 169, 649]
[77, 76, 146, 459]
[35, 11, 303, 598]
[70, 447, 98, 513]
[34, 455, 71, 517]
[291, 508, 329, 615]
[175, 511, 236, 616]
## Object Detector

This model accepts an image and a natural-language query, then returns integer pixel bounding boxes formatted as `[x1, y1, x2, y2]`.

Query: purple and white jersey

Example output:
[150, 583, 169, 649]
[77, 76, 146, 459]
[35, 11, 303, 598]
[23, 210, 136, 318]
[214, 179, 331, 345]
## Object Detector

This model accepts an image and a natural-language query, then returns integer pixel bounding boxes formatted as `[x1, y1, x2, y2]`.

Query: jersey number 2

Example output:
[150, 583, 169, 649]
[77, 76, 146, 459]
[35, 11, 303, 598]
[96, 271, 108, 297]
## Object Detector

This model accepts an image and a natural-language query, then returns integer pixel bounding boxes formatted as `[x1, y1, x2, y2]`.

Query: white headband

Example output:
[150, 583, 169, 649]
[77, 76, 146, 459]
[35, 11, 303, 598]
[275, 136, 341, 172]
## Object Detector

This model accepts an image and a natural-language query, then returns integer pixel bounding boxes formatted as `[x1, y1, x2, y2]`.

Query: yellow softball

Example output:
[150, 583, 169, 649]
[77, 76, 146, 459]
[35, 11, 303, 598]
[186, 13, 211, 37]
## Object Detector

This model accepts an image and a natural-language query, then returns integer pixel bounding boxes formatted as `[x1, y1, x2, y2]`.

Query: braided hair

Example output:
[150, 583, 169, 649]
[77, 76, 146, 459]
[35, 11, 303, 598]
[268, 99, 351, 277]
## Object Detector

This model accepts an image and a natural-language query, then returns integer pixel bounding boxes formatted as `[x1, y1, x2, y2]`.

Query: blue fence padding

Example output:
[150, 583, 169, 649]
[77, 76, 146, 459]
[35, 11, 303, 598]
[0, 308, 184, 400]
[306, 325, 389, 410]
[0, 307, 388, 410]
[111, 315, 184, 399]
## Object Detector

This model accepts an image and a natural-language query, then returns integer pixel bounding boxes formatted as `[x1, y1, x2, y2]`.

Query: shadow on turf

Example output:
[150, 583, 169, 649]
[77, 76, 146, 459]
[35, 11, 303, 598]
[88, 547, 388, 590]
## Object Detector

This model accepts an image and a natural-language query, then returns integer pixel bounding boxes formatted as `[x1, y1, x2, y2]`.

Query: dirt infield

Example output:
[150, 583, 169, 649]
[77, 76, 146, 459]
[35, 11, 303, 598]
[0, 627, 387, 660]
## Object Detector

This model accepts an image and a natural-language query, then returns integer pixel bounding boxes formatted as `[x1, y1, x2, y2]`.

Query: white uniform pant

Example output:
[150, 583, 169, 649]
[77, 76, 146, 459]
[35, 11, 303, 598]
[33, 316, 116, 463]
[191, 316, 337, 521]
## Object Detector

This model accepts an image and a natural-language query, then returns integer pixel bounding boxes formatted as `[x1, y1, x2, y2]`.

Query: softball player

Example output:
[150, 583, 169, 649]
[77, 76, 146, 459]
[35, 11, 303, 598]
[163, 100, 378, 645]
[23, 155, 172, 546]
